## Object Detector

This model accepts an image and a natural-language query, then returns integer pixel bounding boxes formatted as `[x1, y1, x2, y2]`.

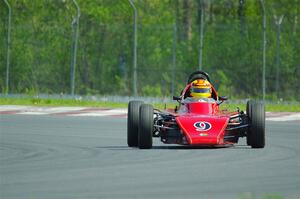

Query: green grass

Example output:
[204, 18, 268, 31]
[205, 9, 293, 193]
[238, 193, 284, 199]
[0, 97, 299, 112]
[223, 103, 299, 112]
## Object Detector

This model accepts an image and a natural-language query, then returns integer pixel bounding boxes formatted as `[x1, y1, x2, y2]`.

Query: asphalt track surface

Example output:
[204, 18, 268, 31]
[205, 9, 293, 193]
[0, 115, 299, 199]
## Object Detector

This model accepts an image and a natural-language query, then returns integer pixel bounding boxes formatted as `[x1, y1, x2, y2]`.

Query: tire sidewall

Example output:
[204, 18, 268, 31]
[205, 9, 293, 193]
[246, 100, 253, 146]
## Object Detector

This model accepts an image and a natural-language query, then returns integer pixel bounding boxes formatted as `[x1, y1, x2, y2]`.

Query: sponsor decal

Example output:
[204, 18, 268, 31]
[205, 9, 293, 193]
[199, 133, 208, 136]
[194, 121, 212, 131]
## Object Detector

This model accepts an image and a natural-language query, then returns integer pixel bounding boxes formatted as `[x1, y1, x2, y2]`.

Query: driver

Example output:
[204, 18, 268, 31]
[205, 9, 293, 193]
[190, 79, 212, 98]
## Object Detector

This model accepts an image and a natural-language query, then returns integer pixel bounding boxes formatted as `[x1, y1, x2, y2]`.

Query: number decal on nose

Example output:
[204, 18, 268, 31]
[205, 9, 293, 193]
[194, 121, 212, 131]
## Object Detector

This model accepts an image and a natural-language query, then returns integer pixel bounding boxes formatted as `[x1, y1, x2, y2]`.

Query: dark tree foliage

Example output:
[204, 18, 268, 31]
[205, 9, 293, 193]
[0, 0, 299, 100]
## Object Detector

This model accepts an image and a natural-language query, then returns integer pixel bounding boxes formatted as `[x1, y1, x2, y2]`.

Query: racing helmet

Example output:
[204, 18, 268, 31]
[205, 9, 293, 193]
[190, 79, 212, 98]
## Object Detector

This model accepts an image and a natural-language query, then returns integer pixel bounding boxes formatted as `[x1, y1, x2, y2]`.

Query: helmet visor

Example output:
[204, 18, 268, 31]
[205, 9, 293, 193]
[191, 88, 211, 94]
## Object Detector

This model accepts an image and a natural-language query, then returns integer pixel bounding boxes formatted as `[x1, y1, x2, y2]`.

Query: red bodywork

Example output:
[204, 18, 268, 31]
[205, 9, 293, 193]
[173, 83, 235, 146]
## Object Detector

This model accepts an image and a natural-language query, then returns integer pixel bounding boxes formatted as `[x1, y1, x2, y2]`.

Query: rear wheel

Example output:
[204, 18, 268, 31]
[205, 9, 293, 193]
[247, 101, 265, 148]
[138, 104, 153, 149]
[127, 101, 143, 147]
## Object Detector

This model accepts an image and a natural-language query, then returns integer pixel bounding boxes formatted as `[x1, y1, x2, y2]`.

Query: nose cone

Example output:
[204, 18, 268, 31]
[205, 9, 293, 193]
[176, 115, 229, 145]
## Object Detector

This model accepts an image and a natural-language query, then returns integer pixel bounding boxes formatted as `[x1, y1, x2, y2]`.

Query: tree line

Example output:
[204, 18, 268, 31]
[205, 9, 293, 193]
[0, 0, 299, 100]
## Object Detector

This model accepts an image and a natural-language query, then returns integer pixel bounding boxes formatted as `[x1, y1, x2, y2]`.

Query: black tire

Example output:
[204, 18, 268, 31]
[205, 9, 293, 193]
[247, 101, 265, 148]
[138, 104, 153, 149]
[127, 101, 143, 147]
[246, 100, 253, 146]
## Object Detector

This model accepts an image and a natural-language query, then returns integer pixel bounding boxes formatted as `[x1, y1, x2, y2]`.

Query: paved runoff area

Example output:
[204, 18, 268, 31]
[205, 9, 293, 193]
[0, 105, 299, 121]
[0, 114, 299, 199]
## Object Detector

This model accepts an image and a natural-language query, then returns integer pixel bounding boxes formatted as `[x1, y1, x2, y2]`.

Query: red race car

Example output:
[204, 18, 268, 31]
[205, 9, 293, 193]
[127, 71, 265, 149]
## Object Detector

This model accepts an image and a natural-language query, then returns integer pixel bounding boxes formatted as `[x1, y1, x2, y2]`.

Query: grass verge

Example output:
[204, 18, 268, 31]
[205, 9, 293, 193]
[0, 97, 299, 112]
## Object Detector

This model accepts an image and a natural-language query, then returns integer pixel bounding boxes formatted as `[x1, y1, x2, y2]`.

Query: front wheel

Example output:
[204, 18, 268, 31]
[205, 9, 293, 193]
[247, 101, 265, 148]
[127, 101, 143, 147]
[138, 104, 153, 149]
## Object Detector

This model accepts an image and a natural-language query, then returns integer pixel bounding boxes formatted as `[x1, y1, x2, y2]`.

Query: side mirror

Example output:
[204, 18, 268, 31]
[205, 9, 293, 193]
[219, 96, 228, 101]
[173, 96, 181, 101]
[217, 96, 228, 105]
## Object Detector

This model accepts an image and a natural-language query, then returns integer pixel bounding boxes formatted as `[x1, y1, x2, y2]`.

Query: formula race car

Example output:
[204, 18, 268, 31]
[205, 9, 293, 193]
[127, 71, 265, 149]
